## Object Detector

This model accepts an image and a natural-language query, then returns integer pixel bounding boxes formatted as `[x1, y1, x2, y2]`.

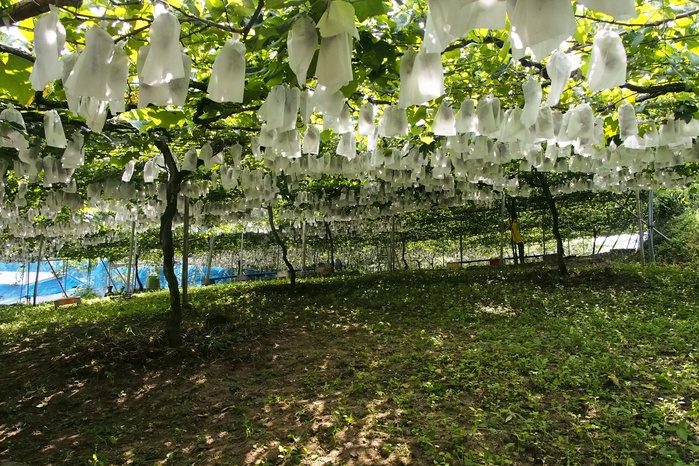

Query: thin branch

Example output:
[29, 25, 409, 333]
[575, 8, 699, 30]
[157, 0, 241, 34]
[189, 81, 208, 92]
[110, 0, 143, 6]
[57, 8, 151, 23]
[33, 90, 67, 109]
[443, 36, 504, 53]
[193, 97, 261, 126]
[621, 81, 689, 99]
[178, 24, 210, 45]
[114, 24, 150, 43]
[242, 0, 264, 40]
[444, 36, 545, 71]
[0, 0, 81, 25]
[0, 43, 34, 62]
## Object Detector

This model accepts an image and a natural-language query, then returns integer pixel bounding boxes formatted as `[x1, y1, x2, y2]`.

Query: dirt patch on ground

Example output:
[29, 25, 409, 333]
[0, 321, 416, 465]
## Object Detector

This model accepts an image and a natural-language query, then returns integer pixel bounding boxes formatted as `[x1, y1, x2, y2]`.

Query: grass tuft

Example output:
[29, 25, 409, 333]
[0, 264, 698, 465]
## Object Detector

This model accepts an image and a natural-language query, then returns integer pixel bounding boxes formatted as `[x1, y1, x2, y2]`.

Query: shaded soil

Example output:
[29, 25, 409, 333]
[1, 264, 698, 465]
[0, 321, 414, 465]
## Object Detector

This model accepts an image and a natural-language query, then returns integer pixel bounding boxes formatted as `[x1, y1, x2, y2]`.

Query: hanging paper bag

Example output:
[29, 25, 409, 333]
[618, 101, 638, 140]
[316, 33, 353, 94]
[208, 35, 246, 103]
[317, 0, 359, 39]
[521, 77, 542, 126]
[107, 45, 129, 114]
[455, 99, 478, 133]
[140, 10, 185, 85]
[358, 102, 375, 136]
[477, 95, 501, 136]
[579, 0, 637, 20]
[44, 110, 67, 148]
[303, 125, 320, 154]
[29, 6, 66, 90]
[432, 100, 456, 136]
[288, 16, 318, 84]
[587, 29, 627, 91]
[546, 50, 575, 107]
[64, 26, 113, 100]
[508, 0, 575, 61]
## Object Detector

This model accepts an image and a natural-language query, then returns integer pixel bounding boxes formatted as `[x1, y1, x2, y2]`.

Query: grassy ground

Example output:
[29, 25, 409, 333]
[0, 263, 698, 465]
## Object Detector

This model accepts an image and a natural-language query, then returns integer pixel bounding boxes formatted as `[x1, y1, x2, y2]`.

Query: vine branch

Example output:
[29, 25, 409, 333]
[0, 43, 34, 62]
[575, 8, 699, 31]
[242, 0, 263, 40]
[0, 0, 81, 25]
[621, 82, 690, 100]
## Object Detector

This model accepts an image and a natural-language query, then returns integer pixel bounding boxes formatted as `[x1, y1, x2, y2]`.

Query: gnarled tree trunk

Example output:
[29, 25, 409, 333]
[401, 238, 408, 269]
[134, 253, 144, 292]
[154, 139, 186, 347]
[539, 173, 568, 276]
[267, 205, 295, 286]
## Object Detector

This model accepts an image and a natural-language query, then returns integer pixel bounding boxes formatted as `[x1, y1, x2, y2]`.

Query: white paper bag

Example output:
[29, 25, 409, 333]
[64, 26, 113, 100]
[432, 100, 456, 136]
[587, 29, 627, 91]
[508, 0, 576, 61]
[140, 10, 185, 85]
[208, 35, 246, 103]
[316, 33, 353, 94]
[288, 16, 318, 84]
[29, 6, 66, 90]
[521, 77, 542, 126]
[455, 99, 478, 134]
[546, 50, 575, 107]
[317, 0, 359, 39]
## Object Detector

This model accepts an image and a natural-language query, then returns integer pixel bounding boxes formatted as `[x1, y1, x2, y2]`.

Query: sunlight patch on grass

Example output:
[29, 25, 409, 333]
[477, 303, 516, 316]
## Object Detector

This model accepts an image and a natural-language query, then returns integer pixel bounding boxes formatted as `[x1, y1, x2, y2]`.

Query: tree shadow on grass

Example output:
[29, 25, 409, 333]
[0, 311, 425, 465]
[1, 265, 698, 465]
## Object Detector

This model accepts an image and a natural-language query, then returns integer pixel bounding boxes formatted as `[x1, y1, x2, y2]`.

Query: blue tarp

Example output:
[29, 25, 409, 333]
[0, 261, 240, 305]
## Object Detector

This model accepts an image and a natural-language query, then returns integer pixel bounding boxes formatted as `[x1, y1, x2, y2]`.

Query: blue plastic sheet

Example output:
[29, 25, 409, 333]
[0, 261, 237, 305]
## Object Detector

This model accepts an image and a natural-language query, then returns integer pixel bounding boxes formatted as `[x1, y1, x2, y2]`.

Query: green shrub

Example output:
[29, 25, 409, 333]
[655, 208, 699, 263]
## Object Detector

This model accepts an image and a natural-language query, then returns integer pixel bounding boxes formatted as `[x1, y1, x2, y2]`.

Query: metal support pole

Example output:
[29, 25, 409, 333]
[133, 231, 139, 291]
[499, 192, 505, 265]
[63, 260, 68, 294]
[32, 237, 45, 306]
[100, 258, 115, 288]
[636, 189, 645, 265]
[86, 259, 92, 292]
[182, 198, 190, 305]
[105, 257, 110, 292]
[18, 263, 25, 304]
[46, 259, 68, 298]
[110, 260, 128, 289]
[301, 222, 307, 277]
[390, 216, 396, 271]
[613, 199, 670, 242]
[25, 260, 30, 303]
[238, 230, 244, 277]
[648, 189, 655, 264]
[125, 221, 136, 293]
[205, 234, 215, 283]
